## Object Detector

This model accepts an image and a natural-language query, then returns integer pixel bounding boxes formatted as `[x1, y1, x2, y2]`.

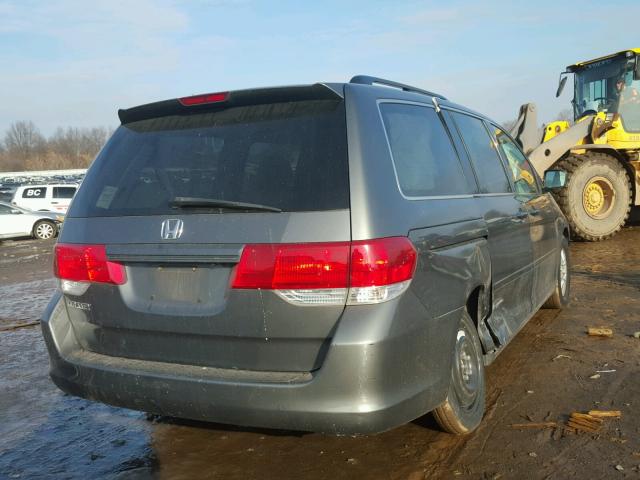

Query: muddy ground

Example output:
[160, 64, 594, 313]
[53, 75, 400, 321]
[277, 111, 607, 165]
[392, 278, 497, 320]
[0, 222, 639, 480]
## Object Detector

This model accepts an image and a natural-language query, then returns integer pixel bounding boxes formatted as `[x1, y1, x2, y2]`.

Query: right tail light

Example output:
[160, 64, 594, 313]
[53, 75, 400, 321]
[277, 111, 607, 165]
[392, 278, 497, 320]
[232, 237, 417, 305]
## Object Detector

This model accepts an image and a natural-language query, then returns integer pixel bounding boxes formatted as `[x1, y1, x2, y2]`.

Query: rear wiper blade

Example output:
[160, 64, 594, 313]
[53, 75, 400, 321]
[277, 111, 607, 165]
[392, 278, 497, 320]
[169, 197, 282, 212]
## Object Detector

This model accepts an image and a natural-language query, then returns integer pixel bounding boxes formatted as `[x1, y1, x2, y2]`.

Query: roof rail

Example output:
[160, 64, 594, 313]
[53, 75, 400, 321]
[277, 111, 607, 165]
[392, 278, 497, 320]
[350, 75, 447, 100]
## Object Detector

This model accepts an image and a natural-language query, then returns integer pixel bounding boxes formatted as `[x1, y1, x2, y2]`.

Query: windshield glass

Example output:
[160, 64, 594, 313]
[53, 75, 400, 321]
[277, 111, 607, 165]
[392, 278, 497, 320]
[69, 99, 349, 217]
[574, 56, 640, 131]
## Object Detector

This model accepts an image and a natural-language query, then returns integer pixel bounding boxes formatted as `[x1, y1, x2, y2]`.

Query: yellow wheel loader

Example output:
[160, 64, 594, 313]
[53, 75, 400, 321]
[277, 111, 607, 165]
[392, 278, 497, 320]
[511, 48, 640, 241]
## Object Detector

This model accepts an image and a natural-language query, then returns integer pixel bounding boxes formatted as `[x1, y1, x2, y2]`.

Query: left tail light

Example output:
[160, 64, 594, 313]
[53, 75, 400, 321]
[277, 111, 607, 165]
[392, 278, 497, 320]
[54, 243, 127, 295]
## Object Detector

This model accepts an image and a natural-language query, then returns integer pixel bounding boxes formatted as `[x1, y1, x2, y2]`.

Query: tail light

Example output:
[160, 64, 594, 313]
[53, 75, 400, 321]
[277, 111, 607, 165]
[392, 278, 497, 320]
[54, 244, 127, 296]
[232, 237, 417, 305]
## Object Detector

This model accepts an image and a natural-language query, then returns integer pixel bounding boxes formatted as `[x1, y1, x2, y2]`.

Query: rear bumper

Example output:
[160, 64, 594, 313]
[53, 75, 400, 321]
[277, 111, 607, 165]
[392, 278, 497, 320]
[41, 291, 459, 434]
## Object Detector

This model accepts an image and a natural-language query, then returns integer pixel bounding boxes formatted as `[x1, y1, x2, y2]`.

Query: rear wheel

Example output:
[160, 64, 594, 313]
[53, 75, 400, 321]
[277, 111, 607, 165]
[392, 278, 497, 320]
[553, 152, 631, 241]
[33, 220, 56, 240]
[543, 238, 571, 309]
[433, 312, 485, 435]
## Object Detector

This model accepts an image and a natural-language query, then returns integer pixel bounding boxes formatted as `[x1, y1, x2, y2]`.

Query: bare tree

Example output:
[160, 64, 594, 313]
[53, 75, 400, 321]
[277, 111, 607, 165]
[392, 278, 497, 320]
[49, 127, 81, 161]
[81, 127, 110, 157]
[4, 121, 46, 162]
[0, 121, 113, 172]
[0, 141, 25, 172]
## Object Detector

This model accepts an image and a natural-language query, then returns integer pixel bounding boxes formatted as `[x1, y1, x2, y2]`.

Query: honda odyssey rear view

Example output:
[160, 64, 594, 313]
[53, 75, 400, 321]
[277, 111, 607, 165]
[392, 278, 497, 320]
[42, 77, 570, 434]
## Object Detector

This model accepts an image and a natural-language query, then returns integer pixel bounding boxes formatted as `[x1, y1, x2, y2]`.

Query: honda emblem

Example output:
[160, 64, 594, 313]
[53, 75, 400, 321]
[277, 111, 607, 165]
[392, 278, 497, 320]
[161, 219, 184, 240]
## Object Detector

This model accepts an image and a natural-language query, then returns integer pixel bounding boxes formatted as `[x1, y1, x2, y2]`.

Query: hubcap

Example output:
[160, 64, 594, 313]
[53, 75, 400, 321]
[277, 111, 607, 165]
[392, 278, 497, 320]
[582, 177, 615, 219]
[559, 248, 568, 296]
[36, 223, 54, 239]
[452, 328, 480, 409]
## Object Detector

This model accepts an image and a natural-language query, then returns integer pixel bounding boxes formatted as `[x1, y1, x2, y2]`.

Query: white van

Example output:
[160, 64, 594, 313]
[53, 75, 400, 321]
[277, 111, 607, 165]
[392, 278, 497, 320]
[12, 184, 78, 213]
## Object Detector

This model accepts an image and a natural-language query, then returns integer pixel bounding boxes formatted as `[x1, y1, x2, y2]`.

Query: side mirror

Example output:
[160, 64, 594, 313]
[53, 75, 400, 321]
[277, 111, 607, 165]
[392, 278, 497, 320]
[543, 170, 567, 190]
[556, 75, 568, 98]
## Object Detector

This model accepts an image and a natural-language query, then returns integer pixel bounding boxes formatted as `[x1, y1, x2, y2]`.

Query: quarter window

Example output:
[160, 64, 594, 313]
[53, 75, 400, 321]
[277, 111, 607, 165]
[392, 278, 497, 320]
[380, 103, 470, 197]
[450, 113, 511, 194]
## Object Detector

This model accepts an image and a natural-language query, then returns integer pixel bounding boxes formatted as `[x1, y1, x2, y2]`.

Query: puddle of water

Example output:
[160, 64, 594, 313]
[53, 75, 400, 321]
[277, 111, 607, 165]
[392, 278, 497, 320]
[0, 280, 156, 479]
[0, 279, 57, 325]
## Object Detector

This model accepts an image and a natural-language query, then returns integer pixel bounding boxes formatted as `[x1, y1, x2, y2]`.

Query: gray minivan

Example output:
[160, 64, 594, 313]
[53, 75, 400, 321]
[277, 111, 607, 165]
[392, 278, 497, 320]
[42, 76, 570, 435]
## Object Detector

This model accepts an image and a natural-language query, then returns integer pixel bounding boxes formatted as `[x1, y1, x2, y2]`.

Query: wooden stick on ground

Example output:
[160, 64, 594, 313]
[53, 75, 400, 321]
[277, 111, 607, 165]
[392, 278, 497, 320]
[588, 410, 622, 418]
[587, 327, 613, 337]
[510, 422, 557, 429]
[0, 321, 40, 332]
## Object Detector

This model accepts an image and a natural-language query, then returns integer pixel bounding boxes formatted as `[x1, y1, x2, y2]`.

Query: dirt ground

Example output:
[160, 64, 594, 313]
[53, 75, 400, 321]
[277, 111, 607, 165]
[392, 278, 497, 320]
[0, 220, 639, 480]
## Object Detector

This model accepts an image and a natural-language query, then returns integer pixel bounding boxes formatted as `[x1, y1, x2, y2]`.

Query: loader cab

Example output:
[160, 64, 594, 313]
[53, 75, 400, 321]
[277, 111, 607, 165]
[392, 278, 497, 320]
[565, 50, 640, 131]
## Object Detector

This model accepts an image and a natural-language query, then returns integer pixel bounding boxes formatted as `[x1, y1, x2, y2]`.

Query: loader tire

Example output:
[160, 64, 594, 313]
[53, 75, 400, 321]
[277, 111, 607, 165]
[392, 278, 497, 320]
[552, 152, 631, 241]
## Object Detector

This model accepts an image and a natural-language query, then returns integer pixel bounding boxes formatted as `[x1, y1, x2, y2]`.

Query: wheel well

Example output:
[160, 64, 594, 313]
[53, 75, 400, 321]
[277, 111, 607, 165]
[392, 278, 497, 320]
[32, 219, 54, 232]
[466, 286, 483, 328]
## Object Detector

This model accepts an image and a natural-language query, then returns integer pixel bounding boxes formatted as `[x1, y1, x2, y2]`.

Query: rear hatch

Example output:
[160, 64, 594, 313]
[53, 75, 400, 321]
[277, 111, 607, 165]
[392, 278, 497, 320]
[57, 84, 351, 373]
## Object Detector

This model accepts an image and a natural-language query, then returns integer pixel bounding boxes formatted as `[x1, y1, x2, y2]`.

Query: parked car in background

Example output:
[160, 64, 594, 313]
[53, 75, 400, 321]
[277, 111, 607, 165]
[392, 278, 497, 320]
[0, 186, 17, 202]
[42, 76, 570, 435]
[11, 184, 78, 213]
[0, 201, 64, 240]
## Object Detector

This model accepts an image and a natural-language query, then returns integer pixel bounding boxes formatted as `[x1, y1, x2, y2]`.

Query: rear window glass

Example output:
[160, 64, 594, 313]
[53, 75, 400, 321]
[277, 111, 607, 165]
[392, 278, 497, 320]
[379, 103, 470, 197]
[69, 100, 348, 217]
[53, 187, 77, 199]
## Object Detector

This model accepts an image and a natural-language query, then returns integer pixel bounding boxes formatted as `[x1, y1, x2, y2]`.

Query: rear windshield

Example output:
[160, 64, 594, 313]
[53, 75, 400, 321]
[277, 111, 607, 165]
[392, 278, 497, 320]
[69, 99, 348, 217]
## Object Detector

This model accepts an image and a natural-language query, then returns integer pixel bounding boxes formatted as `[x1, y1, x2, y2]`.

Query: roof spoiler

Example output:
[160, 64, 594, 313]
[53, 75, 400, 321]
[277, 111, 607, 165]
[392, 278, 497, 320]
[118, 83, 343, 125]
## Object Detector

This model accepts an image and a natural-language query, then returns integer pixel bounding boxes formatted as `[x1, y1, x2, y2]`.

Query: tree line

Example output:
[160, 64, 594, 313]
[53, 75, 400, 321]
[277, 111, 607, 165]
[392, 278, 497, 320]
[0, 121, 114, 172]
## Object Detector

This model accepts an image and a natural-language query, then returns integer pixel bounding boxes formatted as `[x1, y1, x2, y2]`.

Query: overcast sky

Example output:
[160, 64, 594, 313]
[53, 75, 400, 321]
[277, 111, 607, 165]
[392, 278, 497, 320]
[1, 0, 638, 136]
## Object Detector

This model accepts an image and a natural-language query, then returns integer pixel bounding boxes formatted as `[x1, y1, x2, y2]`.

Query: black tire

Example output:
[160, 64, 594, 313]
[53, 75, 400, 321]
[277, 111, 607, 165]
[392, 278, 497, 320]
[432, 312, 485, 435]
[33, 220, 57, 240]
[543, 238, 571, 309]
[553, 152, 631, 241]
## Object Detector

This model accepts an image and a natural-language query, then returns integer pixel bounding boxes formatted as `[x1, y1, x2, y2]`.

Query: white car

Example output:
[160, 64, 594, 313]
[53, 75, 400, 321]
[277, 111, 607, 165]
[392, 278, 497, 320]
[11, 184, 78, 213]
[0, 201, 64, 240]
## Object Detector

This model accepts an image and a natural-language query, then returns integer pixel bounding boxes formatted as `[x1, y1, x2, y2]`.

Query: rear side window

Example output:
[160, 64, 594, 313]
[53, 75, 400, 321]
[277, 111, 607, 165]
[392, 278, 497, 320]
[69, 100, 348, 217]
[53, 187, 77, 199]
[450, 113, 511, 194]
[380, 103, 470, 197]
[22, 187, 47, 199]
